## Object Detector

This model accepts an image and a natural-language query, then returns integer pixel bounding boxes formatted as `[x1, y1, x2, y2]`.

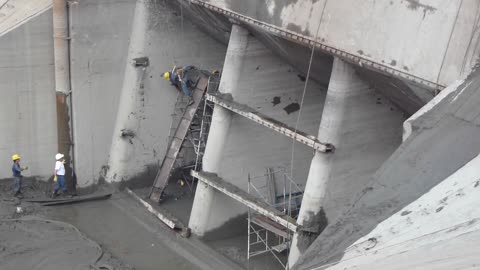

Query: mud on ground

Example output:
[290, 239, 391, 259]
[0, 178, 134, 270]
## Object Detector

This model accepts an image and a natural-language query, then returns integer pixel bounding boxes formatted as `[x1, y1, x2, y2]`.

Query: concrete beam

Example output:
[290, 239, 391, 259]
[206, 93, 334, 153]
[192, 170, 297, 232]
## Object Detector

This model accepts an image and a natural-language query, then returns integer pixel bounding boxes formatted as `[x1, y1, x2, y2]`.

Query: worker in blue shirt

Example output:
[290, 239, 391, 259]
[163, 66, 195, 106]
[11, 154, 28, 197]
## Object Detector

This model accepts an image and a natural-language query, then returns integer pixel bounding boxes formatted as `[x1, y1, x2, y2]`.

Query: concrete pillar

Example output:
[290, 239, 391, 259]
[289, 57, 403, 266]
[189, 24, 249, 236]
[53, 0, 74, 187]
[106, 0, 149, 182]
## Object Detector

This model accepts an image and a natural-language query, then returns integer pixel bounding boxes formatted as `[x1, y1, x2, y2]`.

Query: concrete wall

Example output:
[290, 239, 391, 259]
[192, 31, 327, 235]
[0, 0, 52, 38]
[204, 0, 480, 86]
[0, 10, 57, 180]
[70, 0, 226, 186]
[295, 70, 480, 269]
[326, 153, 480, 269]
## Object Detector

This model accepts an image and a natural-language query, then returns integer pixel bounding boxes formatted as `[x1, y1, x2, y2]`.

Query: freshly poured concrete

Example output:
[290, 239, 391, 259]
[190, 26, 327, 236]
[0, 10, 57, 180]
[295, 71, 480, 269]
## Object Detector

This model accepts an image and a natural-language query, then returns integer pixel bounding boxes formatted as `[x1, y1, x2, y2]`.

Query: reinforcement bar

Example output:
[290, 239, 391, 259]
[190, 0, 445, 91]
[192, 170, 298, 232]
[206, 93, 335, 153]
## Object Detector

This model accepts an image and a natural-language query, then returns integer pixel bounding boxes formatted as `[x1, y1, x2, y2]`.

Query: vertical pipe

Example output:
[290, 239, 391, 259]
[188, 24, 249, 236]
[105, 0, 149, 183]
[53, 0, 74, 189]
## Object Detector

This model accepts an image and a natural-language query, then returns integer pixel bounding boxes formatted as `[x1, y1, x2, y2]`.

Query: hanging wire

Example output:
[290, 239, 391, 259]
[285, 1, 328, 268]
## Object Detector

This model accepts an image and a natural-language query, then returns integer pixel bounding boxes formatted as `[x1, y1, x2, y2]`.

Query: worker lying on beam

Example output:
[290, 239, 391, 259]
[163, 66, 196, 106]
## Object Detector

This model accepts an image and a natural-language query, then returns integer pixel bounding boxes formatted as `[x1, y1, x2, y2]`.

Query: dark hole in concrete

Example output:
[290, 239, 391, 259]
[436, 206, 444, 213]
[297, 74, 306, 82]
[283, 103, 300, 114]
[272, 96, 281, 106]
[400, 210, 412, 216]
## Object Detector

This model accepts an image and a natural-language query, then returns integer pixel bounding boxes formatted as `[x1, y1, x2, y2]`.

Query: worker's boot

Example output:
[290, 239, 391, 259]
[187, 96, 194, 106]
[51, 190, 58, 198]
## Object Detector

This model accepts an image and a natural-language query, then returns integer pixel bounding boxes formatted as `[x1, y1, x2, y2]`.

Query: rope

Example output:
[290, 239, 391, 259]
[286, 2, 328, 269]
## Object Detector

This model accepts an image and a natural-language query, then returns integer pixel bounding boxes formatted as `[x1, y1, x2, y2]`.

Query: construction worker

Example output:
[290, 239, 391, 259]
[52, 153, 67, 197]
[163, 65, 196, 106]
[11, 154, 27, 197]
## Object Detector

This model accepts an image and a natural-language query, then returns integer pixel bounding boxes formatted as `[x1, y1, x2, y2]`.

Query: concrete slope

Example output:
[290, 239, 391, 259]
[200, 0, 480, 87]
[322, 153, 480, 270]
[0, 10, 56, 180]
[294, 70, 480, 269]
[0, 0, 51, 38]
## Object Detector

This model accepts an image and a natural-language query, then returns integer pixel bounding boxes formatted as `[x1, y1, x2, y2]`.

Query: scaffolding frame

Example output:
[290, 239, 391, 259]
[247, 167, 304, 269]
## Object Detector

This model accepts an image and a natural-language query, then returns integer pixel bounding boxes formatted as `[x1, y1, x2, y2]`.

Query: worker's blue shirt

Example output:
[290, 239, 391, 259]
[12, 163, 22, 177]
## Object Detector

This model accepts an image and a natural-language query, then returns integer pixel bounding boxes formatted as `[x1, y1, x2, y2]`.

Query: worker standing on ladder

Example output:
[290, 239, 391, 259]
[163, 65, 197, 106]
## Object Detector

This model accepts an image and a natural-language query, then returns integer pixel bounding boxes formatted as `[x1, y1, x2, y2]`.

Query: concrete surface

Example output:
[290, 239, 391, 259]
[0, 219, 102, 270]
[202, 0, 480, 87]
[70, 0, 226, 186]
[0, 10, 57, 181]
[190, 25, 327, 236]
[289, 58, 404, 266]
[294, 70, 480, 269]
[45, 192, 244, 270]
[0, 0, 51, 38]
[323, 153, 480, 270]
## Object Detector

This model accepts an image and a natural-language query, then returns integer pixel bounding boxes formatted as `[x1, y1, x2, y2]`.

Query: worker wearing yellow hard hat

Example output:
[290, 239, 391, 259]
[163, 65, 195, 106]
[11, 154, 28, 197]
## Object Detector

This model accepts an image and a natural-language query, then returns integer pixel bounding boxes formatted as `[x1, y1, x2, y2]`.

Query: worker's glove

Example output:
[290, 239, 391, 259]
[21, 166, 28, 171]
[53, 175, 58, 182]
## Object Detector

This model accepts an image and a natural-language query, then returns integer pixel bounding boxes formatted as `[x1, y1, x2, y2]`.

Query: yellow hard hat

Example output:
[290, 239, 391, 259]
[12, 154, 21, 161]
[163, 72, 170, 81]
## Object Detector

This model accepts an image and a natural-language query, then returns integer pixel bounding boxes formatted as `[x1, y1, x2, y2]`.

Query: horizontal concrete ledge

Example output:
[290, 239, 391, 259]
[126, 188, 179, 230]
[191, 170, 298, 232]
[191, 0, 445, 92]
[206, 93, 335, 153]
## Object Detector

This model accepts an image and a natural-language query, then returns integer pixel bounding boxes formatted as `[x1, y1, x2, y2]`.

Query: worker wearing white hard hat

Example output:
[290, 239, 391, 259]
[52, 153, 67, 197]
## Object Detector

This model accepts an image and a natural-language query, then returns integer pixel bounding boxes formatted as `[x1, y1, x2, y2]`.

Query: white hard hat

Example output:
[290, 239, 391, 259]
[55, 153, 64, 160]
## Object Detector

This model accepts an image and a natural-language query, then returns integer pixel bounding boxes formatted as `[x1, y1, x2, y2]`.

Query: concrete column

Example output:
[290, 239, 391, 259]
[53, 0, 74, 187]
[189, 24, 249, 236]
[289, 57, 403, 266]
[106, 0, 149, 182]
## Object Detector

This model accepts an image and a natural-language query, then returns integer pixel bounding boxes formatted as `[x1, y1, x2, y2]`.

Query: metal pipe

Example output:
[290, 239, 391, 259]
[53, 0, 75, 190]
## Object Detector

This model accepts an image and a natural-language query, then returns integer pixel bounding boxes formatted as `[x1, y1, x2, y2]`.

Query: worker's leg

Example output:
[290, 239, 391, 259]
[13, 177, 20, 195]
[181, 81, 192, 97]
[58, 175, 67, 193]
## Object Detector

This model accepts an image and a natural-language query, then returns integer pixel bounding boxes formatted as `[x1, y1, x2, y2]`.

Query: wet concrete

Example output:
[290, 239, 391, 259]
[43, 190, 243, 270]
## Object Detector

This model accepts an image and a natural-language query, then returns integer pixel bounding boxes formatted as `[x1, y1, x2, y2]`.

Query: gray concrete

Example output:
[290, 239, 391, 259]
[202, 0, 480, 87]
[294, 70, 480, 269]
[0, 10, 57, 180]
[190, 25, 327, 236]
[189, 24, 248, 236]
[70, 0, 226, 186]
[324, 153, 480, 269]
[105, 0, 150, 183]
[0, 0, 51, 38]
[289, 58, 404, 266]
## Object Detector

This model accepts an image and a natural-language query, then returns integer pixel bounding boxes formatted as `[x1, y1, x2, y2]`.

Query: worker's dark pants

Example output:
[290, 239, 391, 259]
[181, 81, 192, 97]
[55, 175, 67, 193]
[13, 176, 22, 194]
